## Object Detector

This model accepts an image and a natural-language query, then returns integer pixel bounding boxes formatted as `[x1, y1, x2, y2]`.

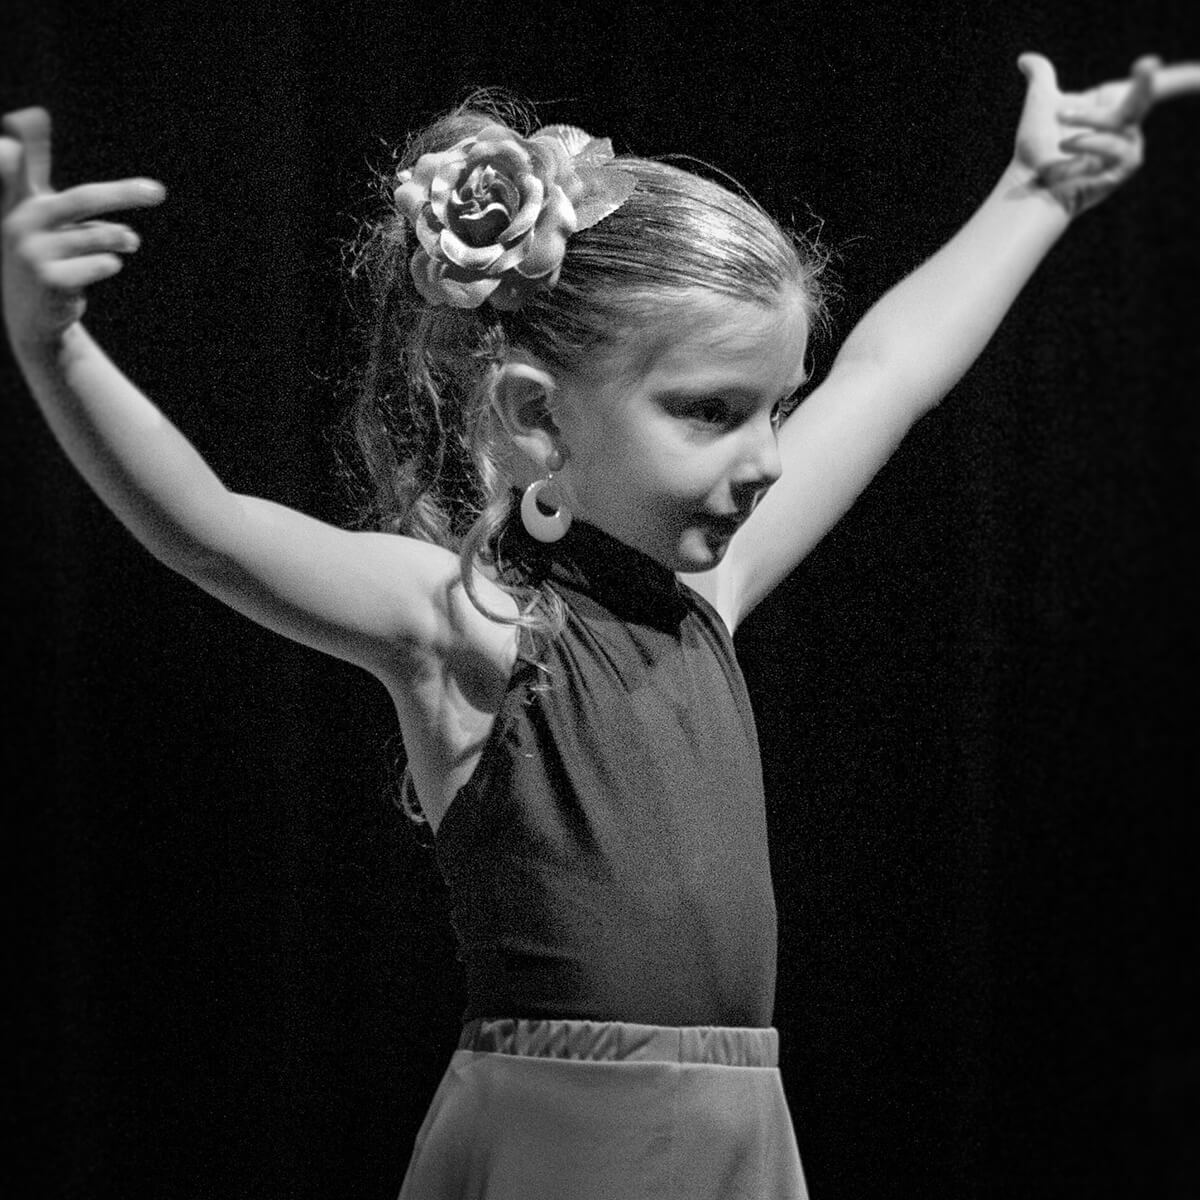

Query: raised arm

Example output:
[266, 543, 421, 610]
[0, 108, 513, 682]
[723, 54, 1196, 626]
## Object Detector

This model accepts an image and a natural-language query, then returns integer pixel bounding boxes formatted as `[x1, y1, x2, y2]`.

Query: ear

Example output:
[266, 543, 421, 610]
[491, 361, 564, 477]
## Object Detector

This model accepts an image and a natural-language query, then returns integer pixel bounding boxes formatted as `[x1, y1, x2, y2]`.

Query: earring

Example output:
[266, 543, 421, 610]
[521, 473, 572, 543]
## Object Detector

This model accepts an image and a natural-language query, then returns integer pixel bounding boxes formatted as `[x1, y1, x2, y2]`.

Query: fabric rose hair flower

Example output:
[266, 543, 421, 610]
[394, 124, 637, 311]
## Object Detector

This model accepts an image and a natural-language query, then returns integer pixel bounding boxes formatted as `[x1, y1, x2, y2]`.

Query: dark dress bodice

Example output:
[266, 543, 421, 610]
[434, 521, 778, 1027]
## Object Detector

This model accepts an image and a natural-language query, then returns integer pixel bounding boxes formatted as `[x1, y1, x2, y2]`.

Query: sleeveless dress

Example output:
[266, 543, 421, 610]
[397, 521, 809, 1199]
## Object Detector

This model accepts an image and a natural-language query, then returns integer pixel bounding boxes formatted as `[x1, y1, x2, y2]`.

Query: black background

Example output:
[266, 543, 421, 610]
[3, 2, 1198, 1197]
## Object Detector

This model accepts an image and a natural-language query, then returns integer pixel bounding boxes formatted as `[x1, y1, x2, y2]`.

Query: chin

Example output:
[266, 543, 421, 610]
[672, 529, 730, 574]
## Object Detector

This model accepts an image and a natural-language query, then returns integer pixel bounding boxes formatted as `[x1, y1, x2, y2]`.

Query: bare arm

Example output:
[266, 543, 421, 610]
[1, 109, 510, 680]
[719, 54, 1196, 626]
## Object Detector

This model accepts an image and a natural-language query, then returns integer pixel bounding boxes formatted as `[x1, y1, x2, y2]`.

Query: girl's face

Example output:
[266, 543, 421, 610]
[552, 286, 810, 573]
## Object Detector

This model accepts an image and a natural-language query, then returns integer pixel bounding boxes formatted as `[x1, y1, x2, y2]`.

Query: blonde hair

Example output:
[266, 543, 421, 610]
[345, 94, 829, 644]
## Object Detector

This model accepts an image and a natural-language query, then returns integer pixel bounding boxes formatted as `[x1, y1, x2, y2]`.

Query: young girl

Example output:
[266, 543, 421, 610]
[2, 51, 1196, 1200]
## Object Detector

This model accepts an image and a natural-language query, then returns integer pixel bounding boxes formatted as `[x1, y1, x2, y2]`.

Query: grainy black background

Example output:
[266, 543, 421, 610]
[3, 2, 1198, 1197]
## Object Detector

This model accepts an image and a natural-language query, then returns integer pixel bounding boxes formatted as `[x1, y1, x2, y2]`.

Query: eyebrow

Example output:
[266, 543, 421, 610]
[658, 384, 767, 401]
[657, 379, 808, 406]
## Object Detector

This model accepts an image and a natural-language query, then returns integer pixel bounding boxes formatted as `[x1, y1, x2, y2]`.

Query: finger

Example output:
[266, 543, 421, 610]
[31, 222, 141, 259]
[41, 253, 124, 291]
[1, 107, 52, 193]
[1017, 52, 1061, 120]
[1038, 156, 1098, 187]
[1153, 62, 1200, 102]
[1017, 52, 1064, 142]
[0, 137, 21, 211]
[1059, 108, 1120, 129]
[40, 178, 166, 224]
[1038, 153, 1130, 195]
[1059, 129, 1142, 171]
[1112, 55, 1161, 125]
[1058, 82, 1126, 129]
[1017, 51, 1059, 97]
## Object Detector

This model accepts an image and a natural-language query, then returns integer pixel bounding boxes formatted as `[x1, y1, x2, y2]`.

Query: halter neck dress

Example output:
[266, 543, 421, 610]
[398, 520, 809, 1200]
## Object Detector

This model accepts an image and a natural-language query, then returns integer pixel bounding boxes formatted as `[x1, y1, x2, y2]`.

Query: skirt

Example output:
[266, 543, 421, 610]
[397, 1017, 809, 1200]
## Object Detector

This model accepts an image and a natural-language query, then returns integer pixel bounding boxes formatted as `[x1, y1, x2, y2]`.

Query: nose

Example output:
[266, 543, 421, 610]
[734, 416, 782, 493]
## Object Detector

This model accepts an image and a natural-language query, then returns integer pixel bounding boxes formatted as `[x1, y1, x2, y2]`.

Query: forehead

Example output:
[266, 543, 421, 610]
[598, 287, 811, 397]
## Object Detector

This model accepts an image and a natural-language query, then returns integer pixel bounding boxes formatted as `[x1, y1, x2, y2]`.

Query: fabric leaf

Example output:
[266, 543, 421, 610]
[534, 124, 594, 157]
[572, 167, 638, 230]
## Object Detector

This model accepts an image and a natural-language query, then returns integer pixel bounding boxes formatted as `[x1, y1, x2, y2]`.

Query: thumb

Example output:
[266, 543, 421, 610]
[1017, 52, 1059, 97]
[0, 138, 22, 214]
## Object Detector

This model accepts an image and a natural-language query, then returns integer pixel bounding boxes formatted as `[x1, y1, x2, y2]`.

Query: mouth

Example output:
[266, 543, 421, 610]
[702, 514, 745, 538]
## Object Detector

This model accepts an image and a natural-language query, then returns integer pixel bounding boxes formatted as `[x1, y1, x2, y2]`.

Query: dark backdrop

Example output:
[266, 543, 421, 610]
[3, 2, 1197, 1197]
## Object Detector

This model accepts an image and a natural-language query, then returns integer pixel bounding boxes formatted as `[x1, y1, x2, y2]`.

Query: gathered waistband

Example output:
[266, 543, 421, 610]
[457, 1017, 779, 1067]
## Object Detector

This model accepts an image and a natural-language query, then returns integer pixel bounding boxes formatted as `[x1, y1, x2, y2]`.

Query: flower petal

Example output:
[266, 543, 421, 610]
[499, 174, 545, 244]
[406, 146, 467, 191]
[554, 164, 587, 206]
[438, 226, 504, 271]
[489, 171, 521, 211]
[411, 250, 500, 309]
[515, 185, 576, 279]
[450, 200, 511, 246]
[398, 148, 469, 225]
[393, 148, 470, 223]
[464, 137, 532, 181]
[414, 207, 444, 257]
[489, 238, 532, 275]
[429, 162, 467, 225]
[394, 177, 429, 224]
[527, 136, 571, 184]
[441, 274, 501, 308]
[458, 163, 518, 212]
[470, 123, 522, 147]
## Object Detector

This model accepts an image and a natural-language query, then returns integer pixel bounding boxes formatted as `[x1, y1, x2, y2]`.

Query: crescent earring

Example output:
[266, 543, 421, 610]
[521, 454, 572, 543]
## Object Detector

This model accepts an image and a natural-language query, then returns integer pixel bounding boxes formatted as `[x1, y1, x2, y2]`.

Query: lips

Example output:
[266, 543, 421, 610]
[703, 513, 744, 537]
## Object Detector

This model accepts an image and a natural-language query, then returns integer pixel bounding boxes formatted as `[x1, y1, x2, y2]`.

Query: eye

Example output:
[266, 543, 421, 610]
[683, 398, 732, 427]
[774, 390, 805, 430]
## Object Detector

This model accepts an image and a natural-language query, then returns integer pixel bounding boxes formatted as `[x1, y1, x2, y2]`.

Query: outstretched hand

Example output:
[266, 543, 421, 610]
[0, 107, 165, 355]
[1013, 54, 1200, 217]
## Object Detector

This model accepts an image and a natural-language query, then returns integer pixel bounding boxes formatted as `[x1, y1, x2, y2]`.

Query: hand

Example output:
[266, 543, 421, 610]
[0, 108, 165, 355]
[1012, 53, 1200, 217]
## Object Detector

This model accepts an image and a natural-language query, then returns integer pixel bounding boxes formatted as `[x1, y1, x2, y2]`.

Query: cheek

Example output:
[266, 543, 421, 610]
[560, 448, 658, 533]
[560, 419, 641, 500]
[557, 406, 713, 519]
[565, 457, 645, 518]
